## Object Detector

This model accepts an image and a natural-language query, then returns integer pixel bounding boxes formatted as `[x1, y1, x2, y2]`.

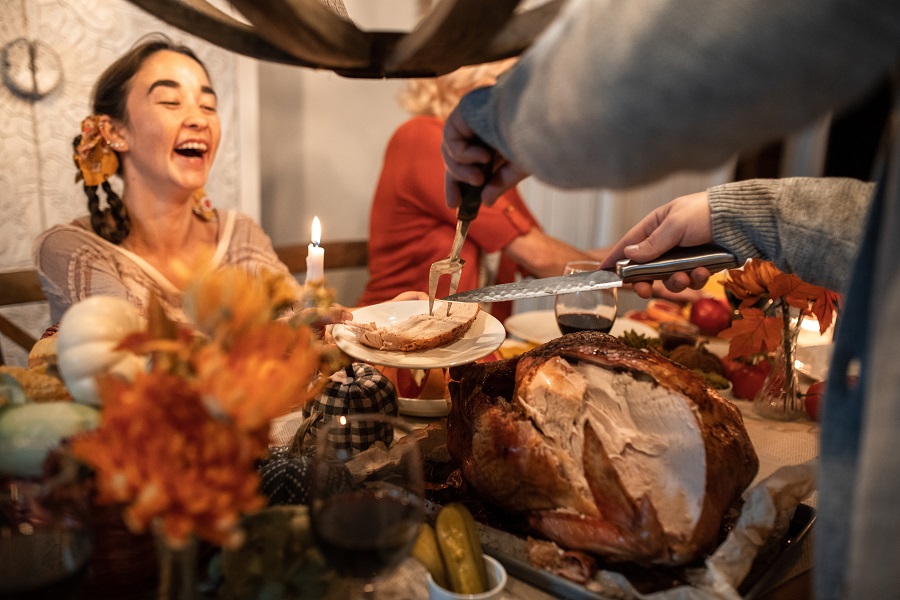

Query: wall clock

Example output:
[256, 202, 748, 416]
[2, 37, 63, 101]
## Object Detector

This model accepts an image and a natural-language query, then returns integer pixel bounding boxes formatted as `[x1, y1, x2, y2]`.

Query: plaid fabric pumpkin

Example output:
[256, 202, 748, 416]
[258, 446, 315, 505]
[258, 445, 354, 506]
[306, 362, 399, 454]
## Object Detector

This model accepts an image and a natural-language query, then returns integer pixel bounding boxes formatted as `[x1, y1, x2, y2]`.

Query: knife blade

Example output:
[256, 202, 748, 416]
[443, 244, 739, 303]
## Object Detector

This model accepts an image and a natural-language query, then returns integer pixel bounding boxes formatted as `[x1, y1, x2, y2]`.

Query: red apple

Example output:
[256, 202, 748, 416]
[690, 298, 732, 336]
[804, 381, 825, 421]
[723, 356, 771, 400]
[379, 367, 451, 399]
[395, 368, 427, 398]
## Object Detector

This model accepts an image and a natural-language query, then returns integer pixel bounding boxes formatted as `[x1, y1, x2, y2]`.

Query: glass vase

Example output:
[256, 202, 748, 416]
[753, 311, 806, 421]
[153, 525, 199, 600]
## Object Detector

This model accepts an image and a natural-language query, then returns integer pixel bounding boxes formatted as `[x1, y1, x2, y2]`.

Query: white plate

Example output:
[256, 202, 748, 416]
[504, 311, 657, 345]
[397, 396, 451, 418]
[333, 300, 506, 369]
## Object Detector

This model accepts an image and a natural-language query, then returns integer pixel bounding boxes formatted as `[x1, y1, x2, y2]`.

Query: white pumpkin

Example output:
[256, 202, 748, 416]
[57, 296, 146, 406]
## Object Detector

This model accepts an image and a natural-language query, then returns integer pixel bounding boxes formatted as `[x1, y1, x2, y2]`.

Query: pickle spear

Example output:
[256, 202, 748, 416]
[412, 522, 448, 589]
[435, 503, 489, 594]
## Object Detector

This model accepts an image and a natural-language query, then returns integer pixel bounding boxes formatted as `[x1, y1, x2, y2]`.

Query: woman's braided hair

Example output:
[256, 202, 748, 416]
[76, 33, 210, 244]
[74, 132, 130, 244]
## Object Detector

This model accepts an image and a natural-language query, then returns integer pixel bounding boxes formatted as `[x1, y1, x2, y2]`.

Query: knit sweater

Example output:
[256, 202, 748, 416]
[33, 211, 302, 324]
[709, 177, 873, 292]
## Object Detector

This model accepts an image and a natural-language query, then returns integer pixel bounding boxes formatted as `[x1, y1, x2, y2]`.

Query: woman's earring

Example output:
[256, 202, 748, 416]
[191, 188, 217, 222]
[107, 140, 125, 150]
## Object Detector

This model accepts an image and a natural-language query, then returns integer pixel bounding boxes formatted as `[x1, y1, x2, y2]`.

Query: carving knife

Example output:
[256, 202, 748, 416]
[443, 244, 740, 303]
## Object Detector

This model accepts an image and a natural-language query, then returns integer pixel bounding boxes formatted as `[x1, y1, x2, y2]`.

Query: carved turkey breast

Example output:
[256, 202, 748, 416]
[447, 331, 758, 566]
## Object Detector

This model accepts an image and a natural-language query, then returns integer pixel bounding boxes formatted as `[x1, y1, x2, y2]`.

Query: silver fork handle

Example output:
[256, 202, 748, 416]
[447, 220, 470, 263]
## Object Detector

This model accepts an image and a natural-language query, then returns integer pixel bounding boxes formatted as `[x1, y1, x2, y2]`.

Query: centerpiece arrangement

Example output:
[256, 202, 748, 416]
[718, 259, 841, 420]
[66, 264, 334, 597]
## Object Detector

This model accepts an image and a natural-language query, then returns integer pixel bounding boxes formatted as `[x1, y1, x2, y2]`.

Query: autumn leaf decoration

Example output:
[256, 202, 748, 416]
[719, 259, 841, 360]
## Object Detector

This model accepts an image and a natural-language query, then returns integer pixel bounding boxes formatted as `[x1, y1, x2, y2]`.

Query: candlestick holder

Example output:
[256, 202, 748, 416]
[298, 279, 346, 374]
[302, 278, 335, 311]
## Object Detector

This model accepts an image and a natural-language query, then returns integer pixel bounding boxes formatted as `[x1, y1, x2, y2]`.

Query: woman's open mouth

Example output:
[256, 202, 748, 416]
[174, 141, 208, 159]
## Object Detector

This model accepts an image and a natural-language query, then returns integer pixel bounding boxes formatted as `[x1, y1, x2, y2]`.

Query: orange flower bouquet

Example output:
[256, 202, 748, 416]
[718, 259, 841, 418]
[69, 266, 327, 549]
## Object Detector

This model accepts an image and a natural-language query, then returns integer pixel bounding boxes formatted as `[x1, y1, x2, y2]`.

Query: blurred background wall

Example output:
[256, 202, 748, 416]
[0, 0, 259, 365]
[6, 0, 833, 366]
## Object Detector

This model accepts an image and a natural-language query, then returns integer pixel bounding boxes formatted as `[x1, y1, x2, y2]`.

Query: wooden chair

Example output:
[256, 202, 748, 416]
[0, 269, 46, 364]
[0, 241, 369, 364]
[274, 239, 368, 274]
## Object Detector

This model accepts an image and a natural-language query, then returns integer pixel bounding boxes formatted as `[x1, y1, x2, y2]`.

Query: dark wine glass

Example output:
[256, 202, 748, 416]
[555, 260, 618, 335]
[310, 414, 424, 598]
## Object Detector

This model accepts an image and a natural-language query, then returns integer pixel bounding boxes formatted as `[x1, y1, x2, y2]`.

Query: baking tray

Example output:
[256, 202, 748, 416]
[477, 503, 816, 600]
[740, 503, 816, 599]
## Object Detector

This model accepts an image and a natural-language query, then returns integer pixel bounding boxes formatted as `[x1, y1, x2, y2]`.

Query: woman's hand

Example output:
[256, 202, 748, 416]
[600, 192, 715, 298]
[290, 305, 352, 341]
[441, 105, 529, 209]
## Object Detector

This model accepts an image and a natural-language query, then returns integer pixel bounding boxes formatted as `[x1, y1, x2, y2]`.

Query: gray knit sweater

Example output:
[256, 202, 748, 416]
[459, 0, 899, 190]
[709, 177, 873, 292]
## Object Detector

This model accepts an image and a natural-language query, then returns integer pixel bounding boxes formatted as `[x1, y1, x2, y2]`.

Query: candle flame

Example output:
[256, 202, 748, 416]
[311, 216, 321, 246]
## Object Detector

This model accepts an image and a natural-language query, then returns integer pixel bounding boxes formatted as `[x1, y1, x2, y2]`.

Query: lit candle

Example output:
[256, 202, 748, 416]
[306, 216, 325, 284]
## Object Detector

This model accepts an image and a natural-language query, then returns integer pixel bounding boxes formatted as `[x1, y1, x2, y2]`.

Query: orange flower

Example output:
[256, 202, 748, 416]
[723, 260, 781, 308]
[71, 371, 275, 546]
[69, 265, 328, 547]
[193, 321, 323, 431]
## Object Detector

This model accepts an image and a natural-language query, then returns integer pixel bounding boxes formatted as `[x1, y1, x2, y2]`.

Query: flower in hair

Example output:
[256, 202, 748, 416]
[74, 115, 120, 187]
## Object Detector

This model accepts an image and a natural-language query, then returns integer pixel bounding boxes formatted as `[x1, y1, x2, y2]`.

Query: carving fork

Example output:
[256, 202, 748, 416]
[428, 159, 491, 316]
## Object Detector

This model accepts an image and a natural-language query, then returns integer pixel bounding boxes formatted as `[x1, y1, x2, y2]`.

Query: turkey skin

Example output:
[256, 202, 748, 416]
[447, 331, 758, 566]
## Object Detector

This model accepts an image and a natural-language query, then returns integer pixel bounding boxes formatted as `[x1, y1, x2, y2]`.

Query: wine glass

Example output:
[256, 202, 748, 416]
[310, 414, 424, 598]
[555, 260, 618, 335]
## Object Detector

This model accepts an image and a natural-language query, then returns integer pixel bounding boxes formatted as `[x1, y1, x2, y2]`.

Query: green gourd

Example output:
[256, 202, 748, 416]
[0, 402, 99, 478]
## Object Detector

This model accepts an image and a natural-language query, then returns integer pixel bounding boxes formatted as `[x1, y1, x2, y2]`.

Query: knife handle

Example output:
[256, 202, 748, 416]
[456, 150, 494, 222]
[615, 244, 740, 283]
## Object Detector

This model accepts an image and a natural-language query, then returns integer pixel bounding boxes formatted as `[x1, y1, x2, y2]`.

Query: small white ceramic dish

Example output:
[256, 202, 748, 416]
[397, 396, 451, 418]
[504, 312, 657, 345]
[427, 554, 507, 600]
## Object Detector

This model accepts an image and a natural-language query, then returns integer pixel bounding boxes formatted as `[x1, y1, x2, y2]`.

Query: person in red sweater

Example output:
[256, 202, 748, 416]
[359, 60, 600, 322]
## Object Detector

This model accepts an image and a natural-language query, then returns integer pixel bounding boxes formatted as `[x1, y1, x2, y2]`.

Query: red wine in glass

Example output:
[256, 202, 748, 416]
[556, 313, 615, 335]
[312, 487, 423, 581]
[310, 414, 424, 597]
[554, 261, 618, 338]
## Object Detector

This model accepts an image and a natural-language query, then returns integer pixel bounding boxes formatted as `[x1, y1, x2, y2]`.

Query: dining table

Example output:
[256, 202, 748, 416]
[268, 291, 823, 600]
[355, 400, 819, 600]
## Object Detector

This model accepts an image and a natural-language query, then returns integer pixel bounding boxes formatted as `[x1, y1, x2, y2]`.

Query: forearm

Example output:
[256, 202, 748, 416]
[503, 228, 594, 278]
[710, 177, 873, 292]
[459, 0, 899, 189]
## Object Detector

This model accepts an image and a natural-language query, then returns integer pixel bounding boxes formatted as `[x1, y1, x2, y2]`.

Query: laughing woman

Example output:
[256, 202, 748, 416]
[33, 35, 304, 325]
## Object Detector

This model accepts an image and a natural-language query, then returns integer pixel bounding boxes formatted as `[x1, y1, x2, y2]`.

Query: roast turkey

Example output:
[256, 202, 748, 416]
[447, 331, 758, 566]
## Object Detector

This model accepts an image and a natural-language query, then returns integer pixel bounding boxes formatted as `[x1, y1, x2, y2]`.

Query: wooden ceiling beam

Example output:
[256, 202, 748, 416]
[124, 0, 564, 78]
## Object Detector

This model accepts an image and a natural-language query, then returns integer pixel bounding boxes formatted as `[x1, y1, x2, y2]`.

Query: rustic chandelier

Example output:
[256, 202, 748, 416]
[124, 0, 564, 78]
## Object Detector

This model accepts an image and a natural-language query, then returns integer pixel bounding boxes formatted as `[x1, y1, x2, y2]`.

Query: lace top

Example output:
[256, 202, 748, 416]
[33, 211, 302, 324]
